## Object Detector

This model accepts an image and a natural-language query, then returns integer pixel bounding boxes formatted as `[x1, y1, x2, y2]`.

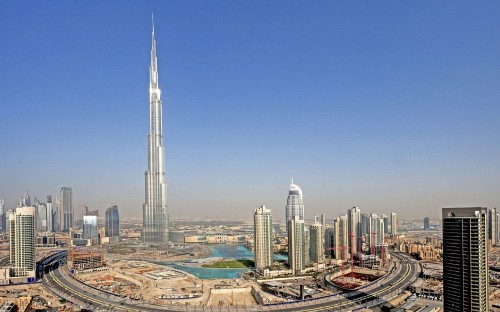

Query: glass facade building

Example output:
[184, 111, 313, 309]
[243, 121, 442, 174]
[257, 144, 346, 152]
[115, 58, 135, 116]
[60, 186, 73, 231]
[142, 20, 169, 245]
[105, 205, 120, 240]
[442, 207, 489, 312]
[82, 215, 98, 241]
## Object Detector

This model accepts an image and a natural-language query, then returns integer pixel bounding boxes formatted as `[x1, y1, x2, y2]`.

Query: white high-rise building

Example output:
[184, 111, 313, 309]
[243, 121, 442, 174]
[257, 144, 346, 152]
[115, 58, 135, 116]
[60, 186, 73, 231]
[254, 206, 273, 271]
[330, 215, 349, 260]
[83, 215, 98, 244]
[368, 213, 384, 254]
[0, 199, 5, 233]
[288, 216, 305, 275]
[489, 208, 497, 246]
[5, 209, 13, 238]
[391, 212, 397, 236]
[285, 180, 306, 275]
[338, 214, 349, 260]
[36, 203, 47, 231]
[142, 18, 169, 245]
[347, 207, 361, 257]
[9, 207, 36, 278]
[46, 195, 53, 233]
[285, 179, 304, 223]
[309, 222, 324, 263]
[497, 212, 500, 244]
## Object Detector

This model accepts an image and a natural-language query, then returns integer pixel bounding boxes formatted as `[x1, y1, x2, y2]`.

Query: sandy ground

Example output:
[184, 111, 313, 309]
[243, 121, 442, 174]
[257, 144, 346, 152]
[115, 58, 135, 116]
[0, 283, 65, 310]
[75, 260, 266, 307]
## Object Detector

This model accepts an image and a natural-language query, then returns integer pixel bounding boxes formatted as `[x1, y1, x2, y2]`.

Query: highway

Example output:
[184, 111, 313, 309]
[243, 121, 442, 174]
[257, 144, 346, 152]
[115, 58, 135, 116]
[271, 253, 419, 311]
[42, 252, 419, 311]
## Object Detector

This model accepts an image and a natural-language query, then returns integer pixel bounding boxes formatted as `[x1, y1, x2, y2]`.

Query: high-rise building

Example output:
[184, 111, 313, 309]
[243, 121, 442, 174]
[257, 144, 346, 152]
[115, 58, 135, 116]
[304, 227, 310, 265]
[332, 215, 349, 260]
[497, 212, 500, 244]
[368, 213, 384, 254]
[105, 205, 120, 241]
[348, 207, 361, 257]
[339, 214, 349, 260]
[46, 195, 53, 233]
[309, 222, 324, 263]
[324, 227, 335, 258]
[320, 214, 326, 228]
[18, 191, 31, 208]
[423, 217, 430, 230]
[390, 212, 397, 236]
[361, 213, 370, 237]
[36, 203, 47, 232]
[288, 216, 305, 275]
[442, 207, 489, 312]
[9, 207, 36, 278]
[285, 179, 304, 224]
[285, 180, 306, 275]
[489, 208, 497, 246]
[142, 19, 169, 245]
[254, 206, 273, 271]
[0, 199, 5, 233]
[382, 214, 389, 234]
[82, 215, 98, 242]
[60, 187, 73, 231]
[319, 214, 326, 257]
[377, 218, 385, 245]
[5, 209, 13, 238]
[52, 207, 58, 232]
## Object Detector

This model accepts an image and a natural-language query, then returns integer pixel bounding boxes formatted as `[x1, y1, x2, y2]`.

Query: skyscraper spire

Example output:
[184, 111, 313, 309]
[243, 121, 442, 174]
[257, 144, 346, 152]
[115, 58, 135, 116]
[143, 17, 169, 245]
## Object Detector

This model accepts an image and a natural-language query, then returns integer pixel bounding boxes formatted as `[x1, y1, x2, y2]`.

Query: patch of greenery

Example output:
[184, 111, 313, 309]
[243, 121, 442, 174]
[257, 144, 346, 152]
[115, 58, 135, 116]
[202, 259, 254, 269]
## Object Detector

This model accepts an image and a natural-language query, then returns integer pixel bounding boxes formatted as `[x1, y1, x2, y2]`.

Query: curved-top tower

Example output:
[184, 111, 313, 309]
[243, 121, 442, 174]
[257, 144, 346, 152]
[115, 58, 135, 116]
[285, 179, 304, 222]
[142, 18, 169, 245]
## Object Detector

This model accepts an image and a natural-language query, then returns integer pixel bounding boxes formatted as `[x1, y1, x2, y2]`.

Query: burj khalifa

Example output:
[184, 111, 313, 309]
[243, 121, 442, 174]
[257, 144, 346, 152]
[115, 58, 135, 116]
[142, 19, 169, 245]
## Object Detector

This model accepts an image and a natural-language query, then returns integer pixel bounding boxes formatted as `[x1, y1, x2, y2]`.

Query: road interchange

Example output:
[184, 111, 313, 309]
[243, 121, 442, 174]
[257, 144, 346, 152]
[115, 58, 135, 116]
[42, 252, 419, 311]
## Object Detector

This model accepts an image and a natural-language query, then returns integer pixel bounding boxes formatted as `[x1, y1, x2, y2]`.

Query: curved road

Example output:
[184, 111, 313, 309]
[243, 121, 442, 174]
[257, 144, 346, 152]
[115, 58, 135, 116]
[43, 253, 419, 311]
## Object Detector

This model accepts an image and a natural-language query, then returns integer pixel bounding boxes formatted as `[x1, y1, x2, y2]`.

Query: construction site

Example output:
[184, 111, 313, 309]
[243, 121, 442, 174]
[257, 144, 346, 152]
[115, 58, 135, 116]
[329, 269, 384, 290]
[67, 246, 104, 271]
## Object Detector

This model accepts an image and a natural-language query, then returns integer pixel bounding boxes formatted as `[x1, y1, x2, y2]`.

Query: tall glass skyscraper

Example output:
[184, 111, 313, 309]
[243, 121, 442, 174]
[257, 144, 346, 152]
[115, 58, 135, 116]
[347, 206, 361, 257]
[285, 180, 306, 275]
[285, 179, 304, 223]
[60, 186, 73, 231]
[390, 212, 397, 236]
[442, 207, 489, 312]
[46, 195, 53, 233]
[105, 205, 120, 241]
[82, 215, 98, 242]
[142, 19, 169, 245]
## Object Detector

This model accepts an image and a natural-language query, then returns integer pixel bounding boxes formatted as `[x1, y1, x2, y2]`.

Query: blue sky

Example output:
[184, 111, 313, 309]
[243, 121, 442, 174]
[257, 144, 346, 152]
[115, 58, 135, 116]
[1, 2, 499, 220]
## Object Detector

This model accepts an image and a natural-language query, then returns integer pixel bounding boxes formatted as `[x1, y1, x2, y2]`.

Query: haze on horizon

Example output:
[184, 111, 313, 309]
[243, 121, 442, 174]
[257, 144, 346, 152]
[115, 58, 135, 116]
[1, 2, 499, 221]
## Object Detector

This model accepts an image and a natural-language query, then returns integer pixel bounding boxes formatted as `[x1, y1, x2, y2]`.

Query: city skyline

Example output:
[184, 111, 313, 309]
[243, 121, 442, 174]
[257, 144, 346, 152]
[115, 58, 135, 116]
[1, 2, 500, 219]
